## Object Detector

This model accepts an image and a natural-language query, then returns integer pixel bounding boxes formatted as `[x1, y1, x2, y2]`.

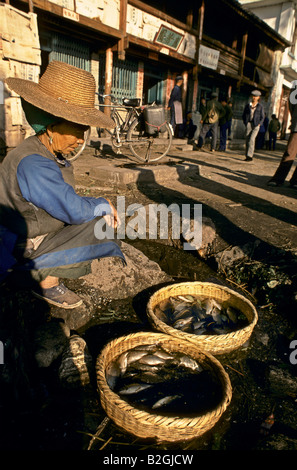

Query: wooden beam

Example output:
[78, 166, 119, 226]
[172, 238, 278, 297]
[118, 0, 127, 60]
[239, 31, 248, 79]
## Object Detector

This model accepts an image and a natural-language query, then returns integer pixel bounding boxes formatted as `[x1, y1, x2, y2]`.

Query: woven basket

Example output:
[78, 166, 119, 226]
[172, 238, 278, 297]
[147, 282, 258, 355]
[96, 331, 232, 443]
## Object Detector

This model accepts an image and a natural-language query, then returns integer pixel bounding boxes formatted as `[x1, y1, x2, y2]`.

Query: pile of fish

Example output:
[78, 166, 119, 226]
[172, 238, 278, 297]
[153, 294, 248, 335]
[106, 343, 223, 416]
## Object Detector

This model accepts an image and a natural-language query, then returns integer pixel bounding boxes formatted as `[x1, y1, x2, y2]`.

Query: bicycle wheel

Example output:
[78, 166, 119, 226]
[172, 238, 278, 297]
[67, 127, 90, 162]
[127, 119, 172, 162]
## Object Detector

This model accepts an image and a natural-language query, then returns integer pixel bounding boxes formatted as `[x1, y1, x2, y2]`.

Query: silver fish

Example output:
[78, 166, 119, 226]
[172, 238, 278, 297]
[173, 316, 194, 330]
[172, 306, 193, 321]
[178, 354, 201, 371]
[126, 350, 148, 364]
[202, 298, 222, 315]
[138, 354, 166, 366]
[106, 362, 121, 389]
[116, 351, 129, 375]
[177, 295, 194, 303]
[119, 383, 153, 395]
[193, 327, 208, 335]
[153, 349, 174, 360]
[193, 319, 206, 330]
[152, 395, 180, 409]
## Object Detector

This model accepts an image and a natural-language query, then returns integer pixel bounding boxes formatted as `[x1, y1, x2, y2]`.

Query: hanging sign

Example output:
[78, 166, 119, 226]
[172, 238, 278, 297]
[154, 25, 184, 51]
[63, 8, 79, 22]
[198, 45, 220, 70]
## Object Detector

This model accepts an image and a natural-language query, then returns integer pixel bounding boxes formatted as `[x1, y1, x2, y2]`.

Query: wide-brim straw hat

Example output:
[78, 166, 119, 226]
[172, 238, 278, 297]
[5, 60, 115, 129]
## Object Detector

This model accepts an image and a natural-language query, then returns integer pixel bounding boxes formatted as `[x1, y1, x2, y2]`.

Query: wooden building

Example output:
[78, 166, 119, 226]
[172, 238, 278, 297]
[0, 0, 290, 150]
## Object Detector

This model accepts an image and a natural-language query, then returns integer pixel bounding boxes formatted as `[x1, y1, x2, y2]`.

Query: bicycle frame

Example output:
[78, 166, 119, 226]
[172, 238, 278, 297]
[96, 93, 142, 145]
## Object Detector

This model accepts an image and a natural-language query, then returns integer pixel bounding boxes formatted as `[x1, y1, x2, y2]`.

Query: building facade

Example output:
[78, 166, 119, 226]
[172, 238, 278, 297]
[239, 0, 297, 138]
[0, 0, 289, 151]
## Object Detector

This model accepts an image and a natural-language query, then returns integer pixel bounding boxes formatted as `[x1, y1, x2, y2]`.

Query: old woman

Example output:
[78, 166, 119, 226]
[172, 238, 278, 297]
[0, 61, 124, 308]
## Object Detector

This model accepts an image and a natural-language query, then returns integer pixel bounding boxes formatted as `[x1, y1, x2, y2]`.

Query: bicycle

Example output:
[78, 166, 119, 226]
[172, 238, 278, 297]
[96, 93, 173, 163]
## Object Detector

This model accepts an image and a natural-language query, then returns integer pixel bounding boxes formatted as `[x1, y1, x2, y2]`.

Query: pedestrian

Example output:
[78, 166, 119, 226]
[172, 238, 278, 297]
[0, 61, 125, 308]
[268, 114, 281, 150]
[196, 92, 225, 152]
[267, 90, 297, 188]
[168, 75, 183, 136]
[256, 113, 269, 149]
[178, 111, 197, 142]
[227, 100, 233, 140]
[242, 90, 265, 161]
[219, 98, 232, 151]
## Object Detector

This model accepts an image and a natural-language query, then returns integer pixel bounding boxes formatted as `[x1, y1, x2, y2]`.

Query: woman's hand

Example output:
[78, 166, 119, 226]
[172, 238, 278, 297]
[104, 198, 120, 229]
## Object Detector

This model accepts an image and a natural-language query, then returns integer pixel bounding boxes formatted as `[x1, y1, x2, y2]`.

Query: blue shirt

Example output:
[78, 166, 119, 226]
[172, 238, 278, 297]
[16, 154, 112, 225]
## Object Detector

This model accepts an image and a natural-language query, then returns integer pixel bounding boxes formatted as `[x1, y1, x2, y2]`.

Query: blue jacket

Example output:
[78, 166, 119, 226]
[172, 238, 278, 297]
[242, 102, 265, 127]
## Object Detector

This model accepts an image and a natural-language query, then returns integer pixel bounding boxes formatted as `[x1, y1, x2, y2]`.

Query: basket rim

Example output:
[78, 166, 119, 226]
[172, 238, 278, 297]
[96, 331, 232, 431]
[146, 281, 258, 341]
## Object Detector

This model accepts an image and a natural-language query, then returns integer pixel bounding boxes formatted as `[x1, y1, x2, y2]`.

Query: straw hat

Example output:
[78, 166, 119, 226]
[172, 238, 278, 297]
[5, 60, 115, 129]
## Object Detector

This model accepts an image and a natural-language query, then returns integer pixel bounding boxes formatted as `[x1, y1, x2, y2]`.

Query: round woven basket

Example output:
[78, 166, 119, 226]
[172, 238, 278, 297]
[96, 331, 232, 443]
[147, 282, 258, 355]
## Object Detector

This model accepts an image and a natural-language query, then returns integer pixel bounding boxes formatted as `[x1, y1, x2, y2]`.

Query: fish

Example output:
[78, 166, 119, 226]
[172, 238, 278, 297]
[116, 351, 129, 375]
[118, 383, 153, 395]
[126, 350, 148, 364]
[177, 354, 202, 371]
[138, 354, 166, 366]
[177, 295, 194, 303]
[173, 316, 194, 330]
[106, 362, 121, 389]
[202, 298, 222, 315]
[153, 349, 174, 360]
[152, 395, 181, 409]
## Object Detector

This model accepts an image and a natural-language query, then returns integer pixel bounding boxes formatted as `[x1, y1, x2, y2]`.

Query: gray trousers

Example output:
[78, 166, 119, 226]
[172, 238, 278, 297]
[246, 122, 260, 158]
[198, 122, 219, 150]
[14, 218, 124, 283]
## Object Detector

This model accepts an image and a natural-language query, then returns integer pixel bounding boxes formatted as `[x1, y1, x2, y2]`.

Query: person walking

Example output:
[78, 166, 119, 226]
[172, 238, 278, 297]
[196, 92, 225, 152]
[168, 75, 183, 136]
[268, 114, 281, 151]
[242, 90, 265, 161]
[267, 97, 297, 188]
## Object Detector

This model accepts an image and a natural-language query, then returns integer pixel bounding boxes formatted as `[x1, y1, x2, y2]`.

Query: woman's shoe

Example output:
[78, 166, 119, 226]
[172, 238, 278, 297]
[32, 282, 83, 309]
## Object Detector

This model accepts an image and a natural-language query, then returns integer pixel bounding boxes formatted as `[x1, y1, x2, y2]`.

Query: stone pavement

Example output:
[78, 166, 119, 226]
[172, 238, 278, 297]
[73, 138, 297, 257]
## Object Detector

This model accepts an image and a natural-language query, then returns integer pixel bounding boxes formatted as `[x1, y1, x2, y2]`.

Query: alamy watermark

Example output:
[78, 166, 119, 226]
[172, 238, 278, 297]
[93, 197, 202, 251]
[289, 81, 297, 104]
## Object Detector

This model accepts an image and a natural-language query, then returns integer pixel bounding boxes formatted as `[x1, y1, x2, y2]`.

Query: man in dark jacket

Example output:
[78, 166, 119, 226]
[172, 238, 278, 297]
[219, 98, 232, 151]
[267, 86, 297, 188]
[168, 76, 183, 135]
[242, 90, 265, 161]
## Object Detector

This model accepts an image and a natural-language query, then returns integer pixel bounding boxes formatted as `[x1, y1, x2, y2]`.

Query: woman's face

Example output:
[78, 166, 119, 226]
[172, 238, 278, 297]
[49, 121, 88, 155]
